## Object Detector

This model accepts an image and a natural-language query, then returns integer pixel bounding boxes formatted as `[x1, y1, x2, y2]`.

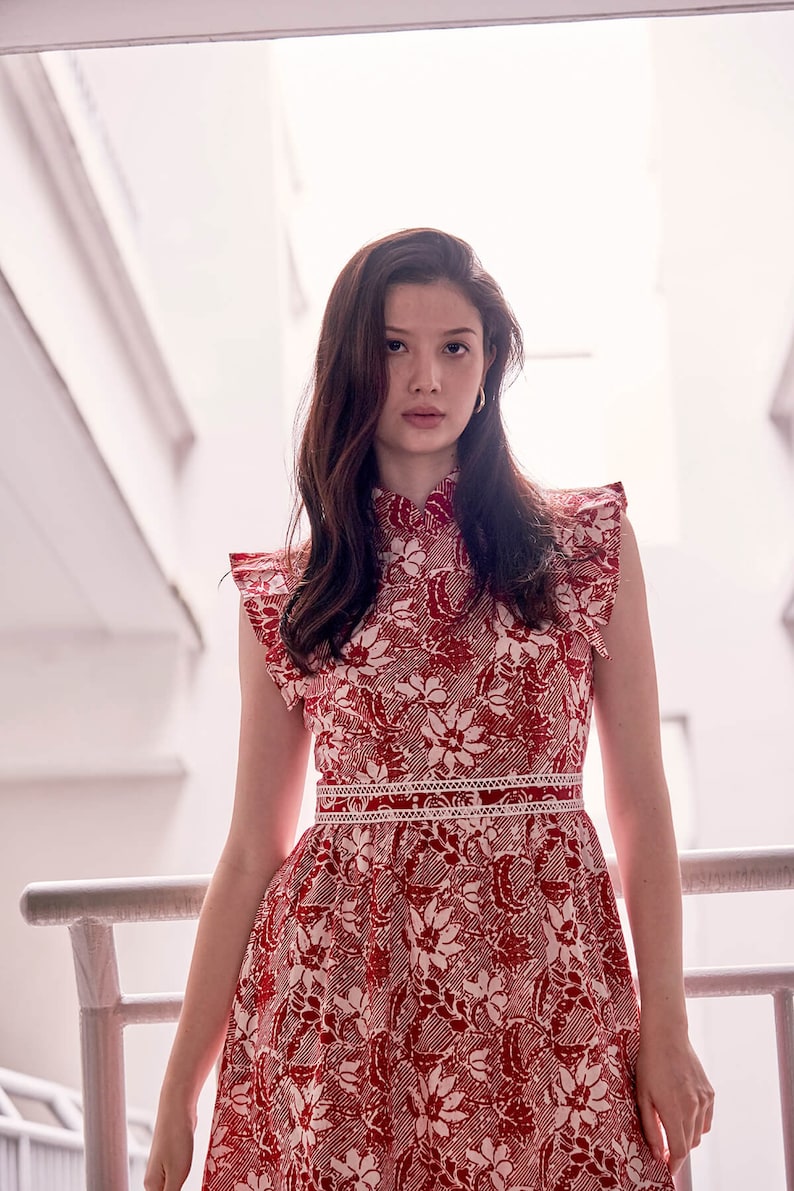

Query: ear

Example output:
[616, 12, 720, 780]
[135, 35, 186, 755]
[483, 343, 497, 378]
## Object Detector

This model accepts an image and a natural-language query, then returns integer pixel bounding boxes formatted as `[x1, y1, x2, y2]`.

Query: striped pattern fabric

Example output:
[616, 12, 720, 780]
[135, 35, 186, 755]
[206, 475, 673, 1191]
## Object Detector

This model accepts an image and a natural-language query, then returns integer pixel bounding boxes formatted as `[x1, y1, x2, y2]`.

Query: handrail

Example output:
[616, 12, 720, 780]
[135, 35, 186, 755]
[613, 844, 794, 896]
[20, 873, 210, 926]
[20, 845, 794, 1191]
[21, 846, 794, 929]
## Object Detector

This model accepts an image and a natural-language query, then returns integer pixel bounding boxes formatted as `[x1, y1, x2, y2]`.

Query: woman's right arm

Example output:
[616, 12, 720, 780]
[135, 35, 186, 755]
[144, 598, 312, 1191]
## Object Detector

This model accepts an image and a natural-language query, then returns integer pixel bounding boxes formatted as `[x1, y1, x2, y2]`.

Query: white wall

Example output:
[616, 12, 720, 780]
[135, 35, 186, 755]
[647, 14, 794, 1187]
[0, 42, 299, 1189]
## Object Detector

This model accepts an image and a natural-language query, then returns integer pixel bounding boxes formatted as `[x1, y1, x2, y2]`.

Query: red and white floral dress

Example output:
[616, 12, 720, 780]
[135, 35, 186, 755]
[203, 473, 674, 1191]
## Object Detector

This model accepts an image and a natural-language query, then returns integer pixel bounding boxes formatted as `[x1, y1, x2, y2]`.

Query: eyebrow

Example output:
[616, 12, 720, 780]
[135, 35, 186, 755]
[384, 325, 480, 337]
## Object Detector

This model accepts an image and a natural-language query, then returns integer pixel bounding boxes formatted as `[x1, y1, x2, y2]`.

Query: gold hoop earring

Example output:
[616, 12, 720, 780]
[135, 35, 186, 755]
[474, 386, 486, 414]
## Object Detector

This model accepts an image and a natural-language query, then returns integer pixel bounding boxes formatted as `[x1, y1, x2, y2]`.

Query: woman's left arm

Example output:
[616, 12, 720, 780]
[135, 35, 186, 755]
[593, 511, 714, 1174]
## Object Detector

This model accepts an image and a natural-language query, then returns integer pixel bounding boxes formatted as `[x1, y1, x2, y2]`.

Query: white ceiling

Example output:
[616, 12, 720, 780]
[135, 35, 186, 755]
[1, 0, 793, 54]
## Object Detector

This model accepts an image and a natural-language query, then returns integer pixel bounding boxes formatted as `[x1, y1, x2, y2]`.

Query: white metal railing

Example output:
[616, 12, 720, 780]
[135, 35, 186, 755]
[20, 846, 794, 1191]
[0, 1065, 150, 1191]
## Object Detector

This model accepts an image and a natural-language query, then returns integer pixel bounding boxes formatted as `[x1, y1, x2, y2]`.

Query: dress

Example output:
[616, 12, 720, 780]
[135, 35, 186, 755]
[203, 472, 674, 1191]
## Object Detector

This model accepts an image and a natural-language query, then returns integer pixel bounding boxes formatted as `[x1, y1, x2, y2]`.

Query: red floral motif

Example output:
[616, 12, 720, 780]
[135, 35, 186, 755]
[420, 703, 489, 774]
[426, 570, 472, 622]
[408, 1064, 468, 1142]
[207, 477, 672, 1191]
[422, 626, 474, 672]
[330, 1149, 381, 1191]
[466, 1137, 514, 1191]
[341, 625, 393, 680]
[405, 895, 466, 976]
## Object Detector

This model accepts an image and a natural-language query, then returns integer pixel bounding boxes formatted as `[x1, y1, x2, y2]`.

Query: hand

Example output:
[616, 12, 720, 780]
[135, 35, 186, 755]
[143, 1101, 195, 1191]
[635, 1023, 714, 1174]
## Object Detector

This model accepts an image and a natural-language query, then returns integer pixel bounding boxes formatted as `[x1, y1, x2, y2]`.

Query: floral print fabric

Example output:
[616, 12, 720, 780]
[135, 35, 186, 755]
[204, 475, 673, 1191]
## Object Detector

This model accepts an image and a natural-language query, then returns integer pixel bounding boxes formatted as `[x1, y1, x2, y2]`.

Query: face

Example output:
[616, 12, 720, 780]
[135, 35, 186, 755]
[374, 280, 495, 483]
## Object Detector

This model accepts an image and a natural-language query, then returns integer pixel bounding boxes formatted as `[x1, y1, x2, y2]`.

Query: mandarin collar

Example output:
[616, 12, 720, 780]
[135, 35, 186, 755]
[372, 469, 459, 537]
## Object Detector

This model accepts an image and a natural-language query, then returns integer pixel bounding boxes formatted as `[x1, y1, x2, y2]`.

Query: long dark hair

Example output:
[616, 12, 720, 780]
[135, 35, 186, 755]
[281, 227, 565, 673]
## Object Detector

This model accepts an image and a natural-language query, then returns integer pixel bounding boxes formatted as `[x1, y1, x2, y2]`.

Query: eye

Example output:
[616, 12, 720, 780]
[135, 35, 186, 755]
[444, 342, 469, 356]
[385, 339, 405, 353]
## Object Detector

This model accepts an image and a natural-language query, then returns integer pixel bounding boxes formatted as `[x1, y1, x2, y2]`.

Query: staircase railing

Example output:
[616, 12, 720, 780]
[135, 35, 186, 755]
[20, 846, 794, 1191]
[0, 1064, 151, 1191]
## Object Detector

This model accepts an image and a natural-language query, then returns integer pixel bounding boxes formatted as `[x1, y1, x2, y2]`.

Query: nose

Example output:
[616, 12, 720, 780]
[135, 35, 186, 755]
[408, 348, 441, 394]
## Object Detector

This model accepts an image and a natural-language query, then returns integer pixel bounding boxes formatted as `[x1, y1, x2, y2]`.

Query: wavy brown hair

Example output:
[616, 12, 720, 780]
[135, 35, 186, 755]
[281, 227, 566, 673]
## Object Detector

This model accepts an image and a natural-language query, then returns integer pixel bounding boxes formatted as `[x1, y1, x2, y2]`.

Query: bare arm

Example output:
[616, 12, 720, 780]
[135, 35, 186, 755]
[144, 599, 312, 1191]
[593, 513, 713, 1173]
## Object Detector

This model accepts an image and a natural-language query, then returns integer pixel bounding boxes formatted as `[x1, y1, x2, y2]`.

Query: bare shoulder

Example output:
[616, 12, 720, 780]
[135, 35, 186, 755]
[595, 510, 652, 673]
[225, 598, 312, 873]
[593, 511, 666, 796]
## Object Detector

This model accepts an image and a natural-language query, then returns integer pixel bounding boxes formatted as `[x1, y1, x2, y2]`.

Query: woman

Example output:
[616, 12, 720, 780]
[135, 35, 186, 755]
[145, 228, 713, 1191]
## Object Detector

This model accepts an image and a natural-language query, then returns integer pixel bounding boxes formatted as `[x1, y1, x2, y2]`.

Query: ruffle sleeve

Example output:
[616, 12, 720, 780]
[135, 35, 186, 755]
[549, 481, 627, 660]
[228, 551, 309, 710]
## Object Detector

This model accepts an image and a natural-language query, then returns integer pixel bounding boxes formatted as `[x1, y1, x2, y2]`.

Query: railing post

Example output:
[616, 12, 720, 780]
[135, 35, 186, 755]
[69, 921, 129, 1191]
[673, 1154, 693, 1191]
[774, 988, 794, 1191]
[18, 1132, 31, 1191]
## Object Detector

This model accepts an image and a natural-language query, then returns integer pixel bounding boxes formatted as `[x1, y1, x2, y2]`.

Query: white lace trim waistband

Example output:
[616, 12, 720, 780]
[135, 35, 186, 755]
[314, 773, 584, 824]
[314, 797, 585, 824]
[316, 771, 582, 802]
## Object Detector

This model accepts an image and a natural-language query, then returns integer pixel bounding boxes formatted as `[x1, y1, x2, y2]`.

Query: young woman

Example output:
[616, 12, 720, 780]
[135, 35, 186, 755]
[145, 228, 713, 1191]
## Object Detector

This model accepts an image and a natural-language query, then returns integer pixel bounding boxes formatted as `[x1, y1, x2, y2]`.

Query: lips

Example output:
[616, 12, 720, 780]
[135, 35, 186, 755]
[399, 412, 445, 431]
[402, 409, 445, 428]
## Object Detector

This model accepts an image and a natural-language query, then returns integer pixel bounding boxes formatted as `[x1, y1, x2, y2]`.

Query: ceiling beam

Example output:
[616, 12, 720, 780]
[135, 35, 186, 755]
[2, 0, 794, 55]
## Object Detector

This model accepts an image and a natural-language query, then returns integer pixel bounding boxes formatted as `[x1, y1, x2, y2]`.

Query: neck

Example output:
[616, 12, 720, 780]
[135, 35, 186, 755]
[375, 453, 457, 512]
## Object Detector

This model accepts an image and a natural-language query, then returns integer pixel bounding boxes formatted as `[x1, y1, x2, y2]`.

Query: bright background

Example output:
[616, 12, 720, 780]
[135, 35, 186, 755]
[1, 11, 793, 1188]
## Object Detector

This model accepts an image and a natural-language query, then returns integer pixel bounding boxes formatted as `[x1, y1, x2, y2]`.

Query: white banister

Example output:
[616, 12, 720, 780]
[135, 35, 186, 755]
[71, 920, 130, 1191]
[20, 873, 210, 927]
[21, 845, 794, 1191]
[608, 844, 794, 896]
[0, 1065, 151, 1191]
[777, 990, 794, 1187]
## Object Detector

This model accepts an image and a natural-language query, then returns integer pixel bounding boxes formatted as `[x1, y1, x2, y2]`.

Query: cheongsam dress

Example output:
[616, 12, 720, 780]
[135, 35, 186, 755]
[202, 472, 674, 1191]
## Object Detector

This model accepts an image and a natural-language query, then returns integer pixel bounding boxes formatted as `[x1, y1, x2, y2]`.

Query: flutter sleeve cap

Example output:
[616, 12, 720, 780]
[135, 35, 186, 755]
[550, 481, 628, 661]
[228, 551, 309, 710]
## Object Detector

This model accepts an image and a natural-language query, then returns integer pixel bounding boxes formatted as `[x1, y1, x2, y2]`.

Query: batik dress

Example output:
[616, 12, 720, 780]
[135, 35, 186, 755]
[202, 473, 675, 1191]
